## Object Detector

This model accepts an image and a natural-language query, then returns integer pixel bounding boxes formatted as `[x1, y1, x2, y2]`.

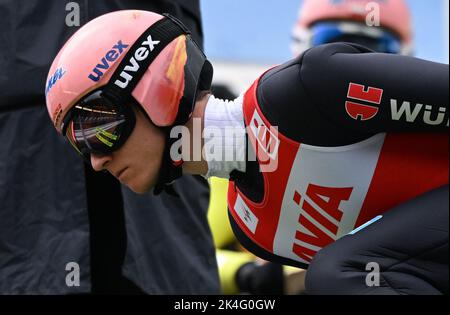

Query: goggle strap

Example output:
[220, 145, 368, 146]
[103, 15, 188, 103]
[174, 40, 210, 126]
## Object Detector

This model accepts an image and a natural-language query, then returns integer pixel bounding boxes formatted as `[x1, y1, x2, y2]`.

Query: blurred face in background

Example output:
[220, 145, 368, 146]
[291, 0, 413, 57]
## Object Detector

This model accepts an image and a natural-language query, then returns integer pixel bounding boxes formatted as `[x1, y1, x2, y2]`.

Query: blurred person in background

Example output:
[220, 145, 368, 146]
[291, 0, 413, 57]
[0, 0, 219, 294]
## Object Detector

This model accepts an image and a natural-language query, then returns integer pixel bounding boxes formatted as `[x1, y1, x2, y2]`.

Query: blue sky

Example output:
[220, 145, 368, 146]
[201, 0, 448, 64]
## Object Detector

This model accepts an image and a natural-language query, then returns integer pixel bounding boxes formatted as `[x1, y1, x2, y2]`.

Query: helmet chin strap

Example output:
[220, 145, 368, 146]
[153, 130, 183, 196]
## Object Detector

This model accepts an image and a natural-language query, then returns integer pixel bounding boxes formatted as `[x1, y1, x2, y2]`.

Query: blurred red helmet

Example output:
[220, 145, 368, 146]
[292, 0, 413, 56]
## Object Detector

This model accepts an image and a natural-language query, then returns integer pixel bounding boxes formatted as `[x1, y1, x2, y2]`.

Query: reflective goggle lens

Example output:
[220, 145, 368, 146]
[63, 91, 134, 157]
[311, 22, 402, 54]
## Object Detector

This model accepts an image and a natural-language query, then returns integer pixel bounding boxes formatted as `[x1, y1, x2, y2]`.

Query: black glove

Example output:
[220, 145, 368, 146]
[235, 261, 284, 295]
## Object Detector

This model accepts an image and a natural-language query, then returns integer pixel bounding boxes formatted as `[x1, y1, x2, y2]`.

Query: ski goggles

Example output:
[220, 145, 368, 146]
[61, 90, 136, 160]
[303, 21, 402, 54]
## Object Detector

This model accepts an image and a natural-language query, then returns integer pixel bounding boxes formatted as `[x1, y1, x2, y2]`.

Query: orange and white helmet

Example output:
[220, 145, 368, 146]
[46, 10, 212, 134]
[45, 10, 213, 192]
[291, 0, 413, 56]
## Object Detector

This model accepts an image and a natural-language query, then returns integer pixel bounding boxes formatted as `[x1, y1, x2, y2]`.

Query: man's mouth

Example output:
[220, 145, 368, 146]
[115, 167, 128, 180]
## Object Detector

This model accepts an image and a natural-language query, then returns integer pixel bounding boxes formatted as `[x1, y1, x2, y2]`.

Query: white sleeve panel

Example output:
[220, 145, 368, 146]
[203, 95, 247, 179]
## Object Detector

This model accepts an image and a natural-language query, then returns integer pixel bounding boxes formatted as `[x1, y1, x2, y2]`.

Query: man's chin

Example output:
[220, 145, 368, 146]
[125, 170, 160, 194]
[127, 180, 153, 194]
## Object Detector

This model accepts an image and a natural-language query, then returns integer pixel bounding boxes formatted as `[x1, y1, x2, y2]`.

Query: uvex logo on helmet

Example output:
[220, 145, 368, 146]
[46, 67, 66, 96]
[88, 40, 129, 82]
[114, 35, 160, 89]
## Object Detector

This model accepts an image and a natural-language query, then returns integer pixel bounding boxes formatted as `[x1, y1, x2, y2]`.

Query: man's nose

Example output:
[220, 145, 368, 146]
[90, 153, 112, 171]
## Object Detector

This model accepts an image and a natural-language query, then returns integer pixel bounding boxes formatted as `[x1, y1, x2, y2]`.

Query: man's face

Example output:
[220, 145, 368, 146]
[90, 106, 165, 193]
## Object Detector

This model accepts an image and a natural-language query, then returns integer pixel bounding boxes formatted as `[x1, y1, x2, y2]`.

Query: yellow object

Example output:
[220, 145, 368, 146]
[216, 249, 254, 294]
[208, 177, 255, 294]
[282, 265, 307, 295]
[207, 177, 235, 248]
